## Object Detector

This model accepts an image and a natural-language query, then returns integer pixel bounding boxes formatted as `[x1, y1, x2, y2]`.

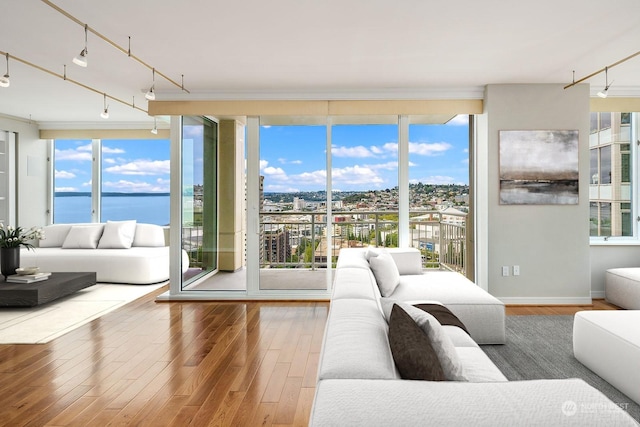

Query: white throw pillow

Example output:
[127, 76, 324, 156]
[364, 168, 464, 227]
[132, 223, 166, 247]
[365, 247, 380, 261]
[369, 250, 400, 297]
[38, 224, 72, 248]
[380, 298, 467, 381]
[98, 220, 137, 249]
[61, 224, 104, 249]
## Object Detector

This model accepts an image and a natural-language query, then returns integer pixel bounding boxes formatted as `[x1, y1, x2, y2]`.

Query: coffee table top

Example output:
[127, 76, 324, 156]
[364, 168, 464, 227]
[0, 272, 97, 307]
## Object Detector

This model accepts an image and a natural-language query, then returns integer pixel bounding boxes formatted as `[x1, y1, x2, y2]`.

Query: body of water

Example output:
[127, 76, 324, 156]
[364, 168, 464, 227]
[54, 194, 170, 225]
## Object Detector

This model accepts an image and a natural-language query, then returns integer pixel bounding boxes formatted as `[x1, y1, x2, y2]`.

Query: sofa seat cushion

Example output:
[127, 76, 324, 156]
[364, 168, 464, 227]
[20, 246, 188, 285]
[390, 272, 506, 344]
[317, 299, 399, 381]
[456, 347, 508, 382]
[310, 378, 638, 426]
[605, 268, 640, 309]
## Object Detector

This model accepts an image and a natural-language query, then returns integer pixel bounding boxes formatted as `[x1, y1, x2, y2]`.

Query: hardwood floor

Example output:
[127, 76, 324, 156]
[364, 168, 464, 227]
[0, 289, 621, 427]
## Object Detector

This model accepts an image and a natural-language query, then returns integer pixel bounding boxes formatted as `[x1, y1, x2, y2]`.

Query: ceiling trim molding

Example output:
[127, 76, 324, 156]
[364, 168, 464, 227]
[149, 99, 483, 117]
[590, 97, 640, 112]
[39, 128, 169, 139]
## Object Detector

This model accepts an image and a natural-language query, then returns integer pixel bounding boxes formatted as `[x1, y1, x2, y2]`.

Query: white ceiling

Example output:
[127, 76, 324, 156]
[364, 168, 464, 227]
[1, 0, 639, 127]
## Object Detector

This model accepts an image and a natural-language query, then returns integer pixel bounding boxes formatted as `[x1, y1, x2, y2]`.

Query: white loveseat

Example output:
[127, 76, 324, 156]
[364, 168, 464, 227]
[309, 247, 637, 426]
[20, 221, 189, 285]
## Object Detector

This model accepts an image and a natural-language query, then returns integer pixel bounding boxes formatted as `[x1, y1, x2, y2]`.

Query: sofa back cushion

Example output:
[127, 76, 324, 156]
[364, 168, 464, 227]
[317, 299, 399, 381]
[38, 224, 73, 247]
[98, 220, 137, 249]
[62, 224, 105, 249]
[132, 223, 166, 247]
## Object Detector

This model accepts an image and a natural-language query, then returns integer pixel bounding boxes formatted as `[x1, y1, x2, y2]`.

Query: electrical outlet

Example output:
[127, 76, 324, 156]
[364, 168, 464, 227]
[502, 266, 509, 277]
[513, 265, 520, 276]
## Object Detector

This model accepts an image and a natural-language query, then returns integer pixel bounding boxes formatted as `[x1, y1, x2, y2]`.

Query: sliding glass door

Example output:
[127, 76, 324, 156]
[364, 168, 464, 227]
[181, 116, 218, 288]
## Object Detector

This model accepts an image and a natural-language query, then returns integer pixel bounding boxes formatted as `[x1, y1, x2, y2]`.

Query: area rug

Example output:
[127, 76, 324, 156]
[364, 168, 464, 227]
[0, 282, 166, 344]
[482, 315, 640, 422]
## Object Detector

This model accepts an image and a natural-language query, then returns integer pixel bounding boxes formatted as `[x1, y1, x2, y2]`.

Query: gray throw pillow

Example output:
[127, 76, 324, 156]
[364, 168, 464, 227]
[381, 298, 467, 381]
[388, 304, 445, 381]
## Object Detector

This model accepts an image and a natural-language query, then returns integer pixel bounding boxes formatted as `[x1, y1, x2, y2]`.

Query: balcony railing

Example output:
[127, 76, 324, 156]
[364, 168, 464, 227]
[258, 209, 467, 275]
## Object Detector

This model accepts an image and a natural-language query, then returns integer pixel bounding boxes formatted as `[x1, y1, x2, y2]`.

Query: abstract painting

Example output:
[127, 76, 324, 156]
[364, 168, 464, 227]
[499, 130, 579, 205]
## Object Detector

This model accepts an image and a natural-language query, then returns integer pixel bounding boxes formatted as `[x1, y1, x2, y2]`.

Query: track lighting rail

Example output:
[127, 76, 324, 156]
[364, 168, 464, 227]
[41, 0, 190, 94]
[0, 50, 148, 115]
[564, 49, 640, 90]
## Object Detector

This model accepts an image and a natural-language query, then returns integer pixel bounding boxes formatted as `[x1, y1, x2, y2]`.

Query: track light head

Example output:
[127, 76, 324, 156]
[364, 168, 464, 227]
[100, 93, 109, 119]
[72, 49, 88, 67]
[0, 54, 10, 88]
[597, 87, 609, 98]
[73, 24, 89, 67]
[145, 86, 155, 101]
[597, 66, 612, 98]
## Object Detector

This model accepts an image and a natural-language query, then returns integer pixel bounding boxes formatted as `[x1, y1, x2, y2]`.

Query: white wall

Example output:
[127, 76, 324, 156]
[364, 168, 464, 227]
[479, 84, 591, 304]
[0, 115, 48, 228]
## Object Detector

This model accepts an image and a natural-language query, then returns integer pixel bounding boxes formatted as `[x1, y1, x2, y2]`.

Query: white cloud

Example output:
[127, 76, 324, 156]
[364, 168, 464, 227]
[382, 142, 398, 153]
[462, 158, 469, 164]
[332, 165, 384, 186]
[259, 160, 269, 170]
[54, 186, 77, 192]
[104, 159, 170, 176]
[103, 158, 117, 164]
[367, 161, 398, 171]
[54, 147, 92, 161]
[263, 166, 287, 178]
[278, 158, 303, 165]
[103, 179, 169, 192]
[55, 169, 76, 179]
[332, 145, 375, 158]
[102, 146, 125, 154]
[409, 142, 452, 156]
[370, 146, 383, 155]
[265, 184, 299, 192]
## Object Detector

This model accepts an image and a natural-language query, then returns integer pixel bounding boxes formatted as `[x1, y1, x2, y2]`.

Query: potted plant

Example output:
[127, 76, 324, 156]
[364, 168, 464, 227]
[0, 224, 44, 279]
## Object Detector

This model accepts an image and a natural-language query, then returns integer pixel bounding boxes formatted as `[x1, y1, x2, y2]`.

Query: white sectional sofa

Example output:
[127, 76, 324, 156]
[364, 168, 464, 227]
[20, 221, 189, 285]
[309, 247, 638, 426]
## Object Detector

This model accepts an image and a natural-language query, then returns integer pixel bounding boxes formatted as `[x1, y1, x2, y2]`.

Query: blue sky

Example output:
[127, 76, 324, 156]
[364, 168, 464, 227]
[54, 139, 171, 193]
[260, 115, 469, 192]
[54, 115, 468, 194]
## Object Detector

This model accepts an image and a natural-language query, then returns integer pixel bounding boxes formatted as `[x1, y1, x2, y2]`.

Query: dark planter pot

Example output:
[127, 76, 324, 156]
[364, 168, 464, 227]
[1, 247, 20, 280]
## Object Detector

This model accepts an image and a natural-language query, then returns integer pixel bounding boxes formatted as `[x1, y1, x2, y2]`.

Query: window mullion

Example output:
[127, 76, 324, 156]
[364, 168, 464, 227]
[91, 139, 101, 223]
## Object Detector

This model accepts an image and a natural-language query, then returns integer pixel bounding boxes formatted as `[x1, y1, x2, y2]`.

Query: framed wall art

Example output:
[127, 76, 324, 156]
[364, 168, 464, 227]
[499, 130, 579, 205]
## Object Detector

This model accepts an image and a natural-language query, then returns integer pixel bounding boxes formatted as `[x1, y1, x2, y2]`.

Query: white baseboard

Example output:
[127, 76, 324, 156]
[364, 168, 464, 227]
[590, 291, 605, 299]
[498, 296, 593, 305]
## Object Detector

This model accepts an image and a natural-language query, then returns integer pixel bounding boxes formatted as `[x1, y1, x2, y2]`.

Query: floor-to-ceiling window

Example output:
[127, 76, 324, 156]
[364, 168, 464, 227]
[258, 120, 327, 290]
[52, 139, 93, 223]
[409, 116, 470, 271]
[53, 138, 171, 224]
[331, 120, 399, 258]
[100, 139, 170, 225]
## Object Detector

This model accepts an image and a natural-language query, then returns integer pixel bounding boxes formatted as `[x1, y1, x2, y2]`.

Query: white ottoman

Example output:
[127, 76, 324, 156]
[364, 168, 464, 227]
[606, 268, 640, 309]
[573, 311, 640, 405]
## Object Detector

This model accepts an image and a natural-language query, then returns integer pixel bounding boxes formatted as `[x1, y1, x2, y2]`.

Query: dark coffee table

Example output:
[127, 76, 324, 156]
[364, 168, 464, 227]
[0, 272, 97, 307]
